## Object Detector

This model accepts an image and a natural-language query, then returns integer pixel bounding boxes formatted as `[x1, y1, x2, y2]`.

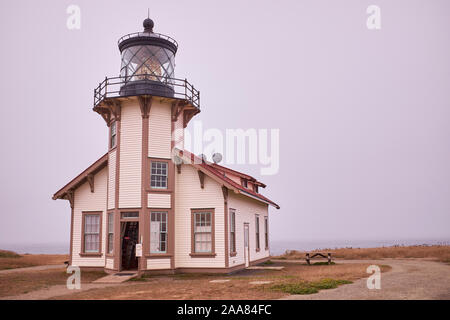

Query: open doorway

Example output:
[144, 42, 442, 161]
[121, 221, 139, 270]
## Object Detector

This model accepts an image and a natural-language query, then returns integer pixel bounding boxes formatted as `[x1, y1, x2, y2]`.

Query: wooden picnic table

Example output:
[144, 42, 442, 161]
[305, 252, 333, 265]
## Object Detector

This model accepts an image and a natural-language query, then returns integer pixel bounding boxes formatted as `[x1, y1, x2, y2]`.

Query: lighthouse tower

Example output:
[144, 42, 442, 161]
[93, 18, 200, 271]
[53, 16, 278, 275]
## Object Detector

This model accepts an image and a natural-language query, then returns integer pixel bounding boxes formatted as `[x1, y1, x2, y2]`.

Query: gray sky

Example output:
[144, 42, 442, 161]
[1, 0, 449, 249]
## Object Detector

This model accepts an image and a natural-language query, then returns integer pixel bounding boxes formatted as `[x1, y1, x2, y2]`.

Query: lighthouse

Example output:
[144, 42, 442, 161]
[53, 17, 278, 274]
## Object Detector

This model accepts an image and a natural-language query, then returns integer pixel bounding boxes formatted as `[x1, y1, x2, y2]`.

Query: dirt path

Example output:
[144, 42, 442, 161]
[0, 264, 66, 275]
[281, 259, 450, 300]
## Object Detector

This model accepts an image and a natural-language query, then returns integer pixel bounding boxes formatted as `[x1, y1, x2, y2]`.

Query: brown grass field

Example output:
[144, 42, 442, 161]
[1, 245, 448, 299]
[50, 262, 389, 300]
[0, 250, 68, 270]
[0, 268, 106, 298]
[274, 245, 450, 263]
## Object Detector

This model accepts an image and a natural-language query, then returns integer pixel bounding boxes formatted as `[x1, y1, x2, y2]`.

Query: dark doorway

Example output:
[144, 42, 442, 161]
[121, 221, 139, 270]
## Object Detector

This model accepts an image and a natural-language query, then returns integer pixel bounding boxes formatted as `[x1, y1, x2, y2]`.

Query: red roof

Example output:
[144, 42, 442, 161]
[180, 150, 279, 209]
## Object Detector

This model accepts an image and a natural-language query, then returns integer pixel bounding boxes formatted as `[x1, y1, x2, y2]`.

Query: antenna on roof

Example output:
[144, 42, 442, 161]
[147, 8, 150, 18]
[198, 154, 207, 163]
[212, 153, 222, 164]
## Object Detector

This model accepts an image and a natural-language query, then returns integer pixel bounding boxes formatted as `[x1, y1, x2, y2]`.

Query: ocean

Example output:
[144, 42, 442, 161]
[1, 238, 449, 255]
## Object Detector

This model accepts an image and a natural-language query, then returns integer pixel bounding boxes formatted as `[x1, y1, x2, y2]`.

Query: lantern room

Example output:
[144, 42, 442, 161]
[118, 18, 178, 97]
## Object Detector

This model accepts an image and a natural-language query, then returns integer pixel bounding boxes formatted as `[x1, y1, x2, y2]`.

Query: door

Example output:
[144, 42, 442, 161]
[121, 221, 139, 270]
[244, 223, 250, 267]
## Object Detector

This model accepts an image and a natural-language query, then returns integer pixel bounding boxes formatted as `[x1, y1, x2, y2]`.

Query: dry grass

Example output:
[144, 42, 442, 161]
[274, 245, 450, 263]
[50, 261, 389, 300]
[0, 250, 68, 270]
[0, 268, 106, 297]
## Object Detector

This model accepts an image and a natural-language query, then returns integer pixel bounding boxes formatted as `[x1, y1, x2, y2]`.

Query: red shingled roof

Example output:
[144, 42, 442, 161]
[179, 150, 279, 209]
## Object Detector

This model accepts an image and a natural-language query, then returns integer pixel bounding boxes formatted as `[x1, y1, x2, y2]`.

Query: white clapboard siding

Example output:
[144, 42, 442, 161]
[146, 258, 171, 270]
[105, 258, 114, 270]
[148, 101, 171, 159]
[148, 193, 171, 208]
[107, 150, 116, 210]
[173, 111, 184, 150]
[72, 167, 108, 267]
[227, 192, 269, 268]
[119, 101, 142, 208]
[175, 165, 225, 268]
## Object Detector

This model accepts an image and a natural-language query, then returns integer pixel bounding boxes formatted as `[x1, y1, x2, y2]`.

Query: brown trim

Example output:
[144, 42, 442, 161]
[229, 207, 237, 257]
[69, 206, 74, 265]
[197, 170, 205, 189]
[113, 111, 121, 271]
[190, 208, 215, 257]
[255, 214, 260, 252]
[146, 209, 173, 258]
[106, 211, 115, 255]
[264, 215, 269, 250]
[169, 116, 176, 270]
[147, 158, 174, 192]
[80, 211, 103, 256]
[53, 154, 108, 200]
[140, 99, 151, 273]
[222, 186, 229, 267]
[87, 174, 94, 193]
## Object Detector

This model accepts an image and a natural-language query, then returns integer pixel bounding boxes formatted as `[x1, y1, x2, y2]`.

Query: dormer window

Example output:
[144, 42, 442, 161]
[254, 185, 259, 193]
[242, 179, 248, 188]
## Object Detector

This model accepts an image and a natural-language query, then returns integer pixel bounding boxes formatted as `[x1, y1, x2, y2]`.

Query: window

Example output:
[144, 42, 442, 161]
[107, 213, 114, 254]
[242, 179, 248, 188]
[151, 161, 168, 189]
[229, 209, 236, 254]
[254, 185, 259, 193]
[192, 210, 214, 254]
[255, 215, 260, 251]
[83, 213, 101, 253]
[121, 212, 139, 219]
[150, 212, 168, 253]
[110, 121, 117, 148]
[264, 216, 269, 249]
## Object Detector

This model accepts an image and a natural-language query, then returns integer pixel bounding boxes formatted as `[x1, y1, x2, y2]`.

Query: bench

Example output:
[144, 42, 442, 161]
[305, 252, 333, 265]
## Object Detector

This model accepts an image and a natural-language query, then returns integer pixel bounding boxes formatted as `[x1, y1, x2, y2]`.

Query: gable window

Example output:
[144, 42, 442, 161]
[255, 215, 260, 251]
[191, 209, 215, 256]
[264, 216, 269, 250]
[150, 211, 168, 253]
[107, 213, 114, 254]
[229, 209, 236, 255]
[151, 161, 168, 189]
[110, 121, 117, 149]
[82, 213, 102, 254]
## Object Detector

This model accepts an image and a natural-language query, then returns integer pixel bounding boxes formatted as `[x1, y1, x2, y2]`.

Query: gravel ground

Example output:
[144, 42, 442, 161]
[281, 259, 450, 300]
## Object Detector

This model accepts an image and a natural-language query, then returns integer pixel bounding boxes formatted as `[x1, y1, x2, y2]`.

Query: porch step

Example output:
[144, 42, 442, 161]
[93, 271, 138, 283]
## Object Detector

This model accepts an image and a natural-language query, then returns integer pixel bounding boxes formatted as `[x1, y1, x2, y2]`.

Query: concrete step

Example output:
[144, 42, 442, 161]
[93, 271, 138, 283]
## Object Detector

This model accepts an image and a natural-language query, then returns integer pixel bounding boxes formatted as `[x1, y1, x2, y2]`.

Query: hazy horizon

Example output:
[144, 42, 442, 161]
[1, 1, 449, 246]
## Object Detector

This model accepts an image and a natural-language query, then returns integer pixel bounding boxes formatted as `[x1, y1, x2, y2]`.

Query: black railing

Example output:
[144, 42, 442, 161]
[93, 75, 200, 109]
[118, 32, 178, 49]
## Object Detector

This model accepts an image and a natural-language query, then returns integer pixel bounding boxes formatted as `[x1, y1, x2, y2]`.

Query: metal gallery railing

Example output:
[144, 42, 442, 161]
[118, 32, 179, 49]
[93, 75, 200, 109]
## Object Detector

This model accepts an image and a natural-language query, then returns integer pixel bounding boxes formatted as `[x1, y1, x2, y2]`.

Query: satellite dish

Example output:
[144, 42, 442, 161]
[212, 153, 223, 164]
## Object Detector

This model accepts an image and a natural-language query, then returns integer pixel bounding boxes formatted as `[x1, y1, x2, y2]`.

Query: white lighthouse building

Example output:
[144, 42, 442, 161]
[53, 17, 279, 274]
